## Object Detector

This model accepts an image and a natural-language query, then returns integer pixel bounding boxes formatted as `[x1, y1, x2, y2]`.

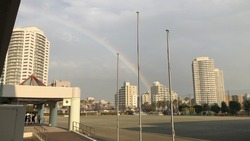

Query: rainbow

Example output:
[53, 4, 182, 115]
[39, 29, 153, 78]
[45, 15, 151, 92]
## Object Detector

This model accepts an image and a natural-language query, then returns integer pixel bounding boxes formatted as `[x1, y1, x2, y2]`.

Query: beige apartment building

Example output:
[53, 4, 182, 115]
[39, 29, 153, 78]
[116, 81, 137, 111]
[192, 57, 217, 105]
[142, 92, 151, 105]
[214, 68, 226, 106]
[2, 27, 50, 85]
[150, 81, 178, 104]
[231, 95, 244, 105]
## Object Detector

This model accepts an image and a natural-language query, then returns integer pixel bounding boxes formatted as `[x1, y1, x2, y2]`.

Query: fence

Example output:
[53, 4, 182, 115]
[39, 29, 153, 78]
[72, 121, 95, 137]
[33, 125, 48, 141]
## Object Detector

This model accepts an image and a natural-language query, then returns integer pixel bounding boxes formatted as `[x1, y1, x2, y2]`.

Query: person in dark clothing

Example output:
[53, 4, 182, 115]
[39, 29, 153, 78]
[32, 113, 36, 124]
[38, 115, 41, 124]
[25, 114, 28, 125]
[27, 114, 31, 123]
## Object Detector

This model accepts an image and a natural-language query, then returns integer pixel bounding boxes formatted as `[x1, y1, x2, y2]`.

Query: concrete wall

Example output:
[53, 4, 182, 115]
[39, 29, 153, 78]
[0, 105, 26, 141]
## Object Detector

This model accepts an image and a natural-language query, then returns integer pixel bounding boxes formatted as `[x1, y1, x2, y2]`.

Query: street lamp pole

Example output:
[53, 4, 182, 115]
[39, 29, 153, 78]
[116, 53, 120, 141]
[166, 29, 175, 141]
[137, 11, 142, 141]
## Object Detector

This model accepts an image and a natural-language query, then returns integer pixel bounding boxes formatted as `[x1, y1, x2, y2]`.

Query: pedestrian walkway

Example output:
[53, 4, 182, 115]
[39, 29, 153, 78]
[24, 125, 95, 141]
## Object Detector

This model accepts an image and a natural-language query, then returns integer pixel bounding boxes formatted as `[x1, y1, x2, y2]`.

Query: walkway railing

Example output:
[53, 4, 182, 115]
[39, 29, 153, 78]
[72, 121, 95, 137]
[33, 125, 48, 141]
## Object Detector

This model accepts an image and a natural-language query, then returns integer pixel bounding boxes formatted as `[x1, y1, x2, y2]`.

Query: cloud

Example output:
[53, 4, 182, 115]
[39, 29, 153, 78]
[14, 0, 250, 100]
[60, 32, 80, 42]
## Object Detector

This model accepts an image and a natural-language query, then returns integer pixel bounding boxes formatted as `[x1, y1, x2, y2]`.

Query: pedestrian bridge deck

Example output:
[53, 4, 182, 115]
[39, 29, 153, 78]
[24, 125, 94, 141]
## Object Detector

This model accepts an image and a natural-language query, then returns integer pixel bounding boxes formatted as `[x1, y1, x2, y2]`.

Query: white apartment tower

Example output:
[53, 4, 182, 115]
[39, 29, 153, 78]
[214, 68, 226, 106]
[116, 81, 137, 111]
[2, 27, 50, 85]
[192, 57, 217, 105]
[151, 81, 178, 103]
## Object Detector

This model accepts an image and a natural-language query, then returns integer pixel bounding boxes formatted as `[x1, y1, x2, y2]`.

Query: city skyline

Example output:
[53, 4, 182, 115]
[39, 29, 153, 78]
[14, 1, 250, 101]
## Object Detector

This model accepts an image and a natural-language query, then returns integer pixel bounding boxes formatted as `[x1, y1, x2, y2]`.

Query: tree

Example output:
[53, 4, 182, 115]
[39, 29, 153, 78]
[156, 101, 168, 111]
[156, 101, 163, 110]
[178, 103, 187, 112]
[244, 100, 250, 115]
[193, 105, 202, 115]
[142, 102, 155, 113]
[173, 99, 178, 112]
[151, 102, 156, 111]
[229, 101, 241, 115]
[202, 103, 210, 111]
[221, 101, 228, 113]
[211, 104, 220, 114]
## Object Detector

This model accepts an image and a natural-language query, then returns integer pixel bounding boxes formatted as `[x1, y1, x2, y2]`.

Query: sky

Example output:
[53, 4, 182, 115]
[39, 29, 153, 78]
[14, 0, 250, 101]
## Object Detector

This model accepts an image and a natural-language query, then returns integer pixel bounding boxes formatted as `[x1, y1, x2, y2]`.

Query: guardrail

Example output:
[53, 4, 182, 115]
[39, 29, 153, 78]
[33, 125, 48, 141]
[72, 121, 95, 137]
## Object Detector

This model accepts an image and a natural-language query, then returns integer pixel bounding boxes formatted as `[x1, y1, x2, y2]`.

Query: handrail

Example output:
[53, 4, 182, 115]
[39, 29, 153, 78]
[72, 121, 95, 137]
[33, 125, 48, 141]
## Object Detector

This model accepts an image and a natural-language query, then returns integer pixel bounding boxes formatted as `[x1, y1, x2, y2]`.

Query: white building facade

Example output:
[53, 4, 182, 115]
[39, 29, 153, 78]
[142, 92, 151, 105]
[192, 57, 217, 105]
[214, 68, 226, 106]
[2, 27, 50, 85]
[116, 81, 138, 111]
[150, 81, 178, 103]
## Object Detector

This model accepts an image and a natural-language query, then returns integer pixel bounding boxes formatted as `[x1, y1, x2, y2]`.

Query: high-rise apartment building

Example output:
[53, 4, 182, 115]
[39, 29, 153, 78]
[151, 81, 178, 103]
[116, 81, 137, 111]
[2, 27, 50, 85]
[214, 68, 226, 106]
[192, 57, 217, 105]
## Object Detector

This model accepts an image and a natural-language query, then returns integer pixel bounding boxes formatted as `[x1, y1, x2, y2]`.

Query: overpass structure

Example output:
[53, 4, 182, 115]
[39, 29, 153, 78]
[1, 84, 81, 131]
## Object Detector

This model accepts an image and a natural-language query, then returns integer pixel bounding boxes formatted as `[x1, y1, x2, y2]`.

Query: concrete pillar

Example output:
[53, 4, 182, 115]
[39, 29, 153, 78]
[0, 83, 3, 104]
[69, 87, 80, 131]
[37, 104, 44, 124]
[49, 101, 57, 127]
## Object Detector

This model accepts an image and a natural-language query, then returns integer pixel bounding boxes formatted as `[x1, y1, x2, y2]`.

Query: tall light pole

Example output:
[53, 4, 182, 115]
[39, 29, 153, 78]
[116, 53, 120, 141]
[166, 29, 175, 141]
[137, 11, 142, 141]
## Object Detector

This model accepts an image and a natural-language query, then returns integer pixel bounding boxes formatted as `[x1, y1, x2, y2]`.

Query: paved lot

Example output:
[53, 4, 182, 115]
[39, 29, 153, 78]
[56, 115, 250, 141]
[24, 126, 93, 141]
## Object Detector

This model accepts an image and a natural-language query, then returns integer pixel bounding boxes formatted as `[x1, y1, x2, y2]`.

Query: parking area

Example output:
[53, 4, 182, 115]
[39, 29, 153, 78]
[56, 115, 250, 141]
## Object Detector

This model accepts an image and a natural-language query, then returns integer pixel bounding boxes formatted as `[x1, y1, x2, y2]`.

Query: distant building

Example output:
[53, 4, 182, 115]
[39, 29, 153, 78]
[231, 95, 244, 105]
[87, 97, 94, 101]
[214, 68, 226, 106]
[180, 96, 194, 106]
[2, 27, 50, 85]
[225, 93, 232, 106]
[142, 92, 151, 105]
[244, 93, 250, 101]
[150, 81, 178, 103]
[115, 81, 137, 111]
[192, 57, 217, 105]
[99, 100, 108, 104]
[50, 80, 71, 87]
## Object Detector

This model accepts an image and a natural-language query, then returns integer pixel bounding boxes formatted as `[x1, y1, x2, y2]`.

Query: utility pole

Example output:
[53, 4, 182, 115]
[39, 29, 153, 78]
[136, 11, 142, 141]
[116, 53, 120, 141]
[166, 29, 175, 141]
